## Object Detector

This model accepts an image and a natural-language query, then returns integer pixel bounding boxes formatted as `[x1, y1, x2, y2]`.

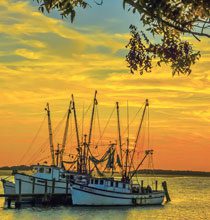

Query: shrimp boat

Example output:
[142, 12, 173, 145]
[1, 92, 98, 201]
[72, 151, 165, 206]
[71, 99, 170, 206]
[12, 101, 76, 197]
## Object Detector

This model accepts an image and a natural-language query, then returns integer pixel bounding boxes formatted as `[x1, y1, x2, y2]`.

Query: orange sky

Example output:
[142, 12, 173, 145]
[0, 1, 210, 171]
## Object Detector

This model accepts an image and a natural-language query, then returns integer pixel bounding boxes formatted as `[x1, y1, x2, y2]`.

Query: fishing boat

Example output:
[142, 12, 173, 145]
[72, 151, 165, 206]
[71, 99, 170, 206]
[1, 91, 98, 201]
[12, 94, 88, 198]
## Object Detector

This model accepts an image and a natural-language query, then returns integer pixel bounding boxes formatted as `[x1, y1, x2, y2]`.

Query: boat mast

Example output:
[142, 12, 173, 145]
[83, 134, 88, 174]
[71, 94, 81, 173]
[86, 90, 98, 173]
[129, 99, 149, 174]
[116, 102, 123, 173]
[125, 101, 130, 179]
[60, 101, 71, 167]
[88, 90, 97, 146]
[45, 103, 55, 166]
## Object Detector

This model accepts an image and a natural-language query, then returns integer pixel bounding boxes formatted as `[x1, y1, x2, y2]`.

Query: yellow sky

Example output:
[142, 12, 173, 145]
[0, 0, 210, 171]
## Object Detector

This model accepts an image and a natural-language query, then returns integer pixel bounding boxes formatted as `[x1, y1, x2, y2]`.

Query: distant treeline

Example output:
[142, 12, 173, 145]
[0, 165, 33, 171]
[136, 169, 210, 177]
[0, 166, 209, 177]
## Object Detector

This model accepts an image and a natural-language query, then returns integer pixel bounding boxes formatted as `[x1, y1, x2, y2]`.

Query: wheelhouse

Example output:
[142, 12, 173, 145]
[89, 178, 131, 192]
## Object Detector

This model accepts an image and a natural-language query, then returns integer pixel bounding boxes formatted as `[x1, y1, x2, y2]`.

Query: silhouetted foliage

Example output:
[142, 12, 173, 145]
[36, 0, 210, 75]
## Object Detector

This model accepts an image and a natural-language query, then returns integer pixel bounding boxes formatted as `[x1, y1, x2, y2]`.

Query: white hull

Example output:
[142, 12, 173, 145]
[72, 183, 165, 206]
[1, 179, 15, 195]
[15, 173, 71, 195]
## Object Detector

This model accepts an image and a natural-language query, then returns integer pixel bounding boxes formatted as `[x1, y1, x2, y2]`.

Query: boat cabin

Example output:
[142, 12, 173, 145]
[32, 165, 66, 181]
[32, 164, 81, 181]
[88, 178, 131, 193]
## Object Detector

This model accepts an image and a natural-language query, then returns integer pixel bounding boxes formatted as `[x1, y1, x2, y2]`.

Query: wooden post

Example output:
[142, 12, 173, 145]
[52, 179, 55, 194]
[155, 180, 158, 191]
[7, 199, 11, 208]
[66, 180, 68, 195]
[162, 181, 171, 202]
[44, 180, 48, 202]
[32, 177, 35, 194]
[65, 180, 69, 203]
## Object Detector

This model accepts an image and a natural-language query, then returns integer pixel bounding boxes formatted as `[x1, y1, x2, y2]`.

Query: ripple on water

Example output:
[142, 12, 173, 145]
[0, 176, 210, 220]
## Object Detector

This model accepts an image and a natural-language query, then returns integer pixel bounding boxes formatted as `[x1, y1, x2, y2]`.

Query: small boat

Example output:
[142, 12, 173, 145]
[71, 99, 169, 206]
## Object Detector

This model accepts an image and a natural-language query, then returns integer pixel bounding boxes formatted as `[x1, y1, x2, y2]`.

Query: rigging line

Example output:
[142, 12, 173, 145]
[94, 105, 100, 156]
[122, 103, 144, 136]
[96, 105, 102, 147]
[25, 110, 68, 165]
[18, 114, 47, 165]
[65, 103, 92, 146]
[69, 111, 73, 157]
[128, 153, 140, 185]
[127, 100, 129, 142]
[93, 105, 96, 147]
[27, 147, 48, 165]
[28, 101, 92, 166]
[81, 103, 85, 143]
[95, 106, 115, 146]
[129, 100, 148, 174]
[53, 111, 68, 135]
[35, 155, 51, 165]
[148, 105, 150, 149]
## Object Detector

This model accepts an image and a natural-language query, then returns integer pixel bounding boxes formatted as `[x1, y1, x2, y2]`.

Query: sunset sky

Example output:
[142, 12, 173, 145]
[0, 0, 210, 171]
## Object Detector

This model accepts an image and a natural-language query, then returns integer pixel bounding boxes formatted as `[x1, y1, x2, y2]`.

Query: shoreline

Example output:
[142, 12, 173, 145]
[0, 167, 210, 177]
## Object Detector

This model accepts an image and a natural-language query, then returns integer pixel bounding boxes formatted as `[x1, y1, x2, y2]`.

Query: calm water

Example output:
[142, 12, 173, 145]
[0, 176, 209, 220]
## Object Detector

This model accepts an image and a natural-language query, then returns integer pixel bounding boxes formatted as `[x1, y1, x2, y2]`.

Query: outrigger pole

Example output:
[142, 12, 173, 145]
[130, 149, 153, 179]
[129, 99, 149, 174]
[60, 100, 72, 167]
[71, 94, 81, 172]
[45, 103, 55, 166]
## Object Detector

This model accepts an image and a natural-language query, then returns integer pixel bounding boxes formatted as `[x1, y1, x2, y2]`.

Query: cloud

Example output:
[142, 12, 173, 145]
[15, 48, 41, 59]
[0, 0, 210, 171]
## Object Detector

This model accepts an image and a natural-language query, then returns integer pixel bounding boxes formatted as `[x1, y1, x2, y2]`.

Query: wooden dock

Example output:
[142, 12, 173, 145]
[0, 178, 72, 208]
[0, 193, 71, 208]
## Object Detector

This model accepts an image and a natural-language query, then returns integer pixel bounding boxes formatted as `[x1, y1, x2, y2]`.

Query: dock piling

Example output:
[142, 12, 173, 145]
[52, 179, 55, 194]
[32, 177, 35, 194]
[44, 180, 48, 202]
[162, 181, 171, 202]
[155, 180, 158, 191]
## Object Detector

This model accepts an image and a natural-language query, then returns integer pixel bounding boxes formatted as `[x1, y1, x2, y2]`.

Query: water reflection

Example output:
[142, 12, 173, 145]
[0, 176, 210, 220]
